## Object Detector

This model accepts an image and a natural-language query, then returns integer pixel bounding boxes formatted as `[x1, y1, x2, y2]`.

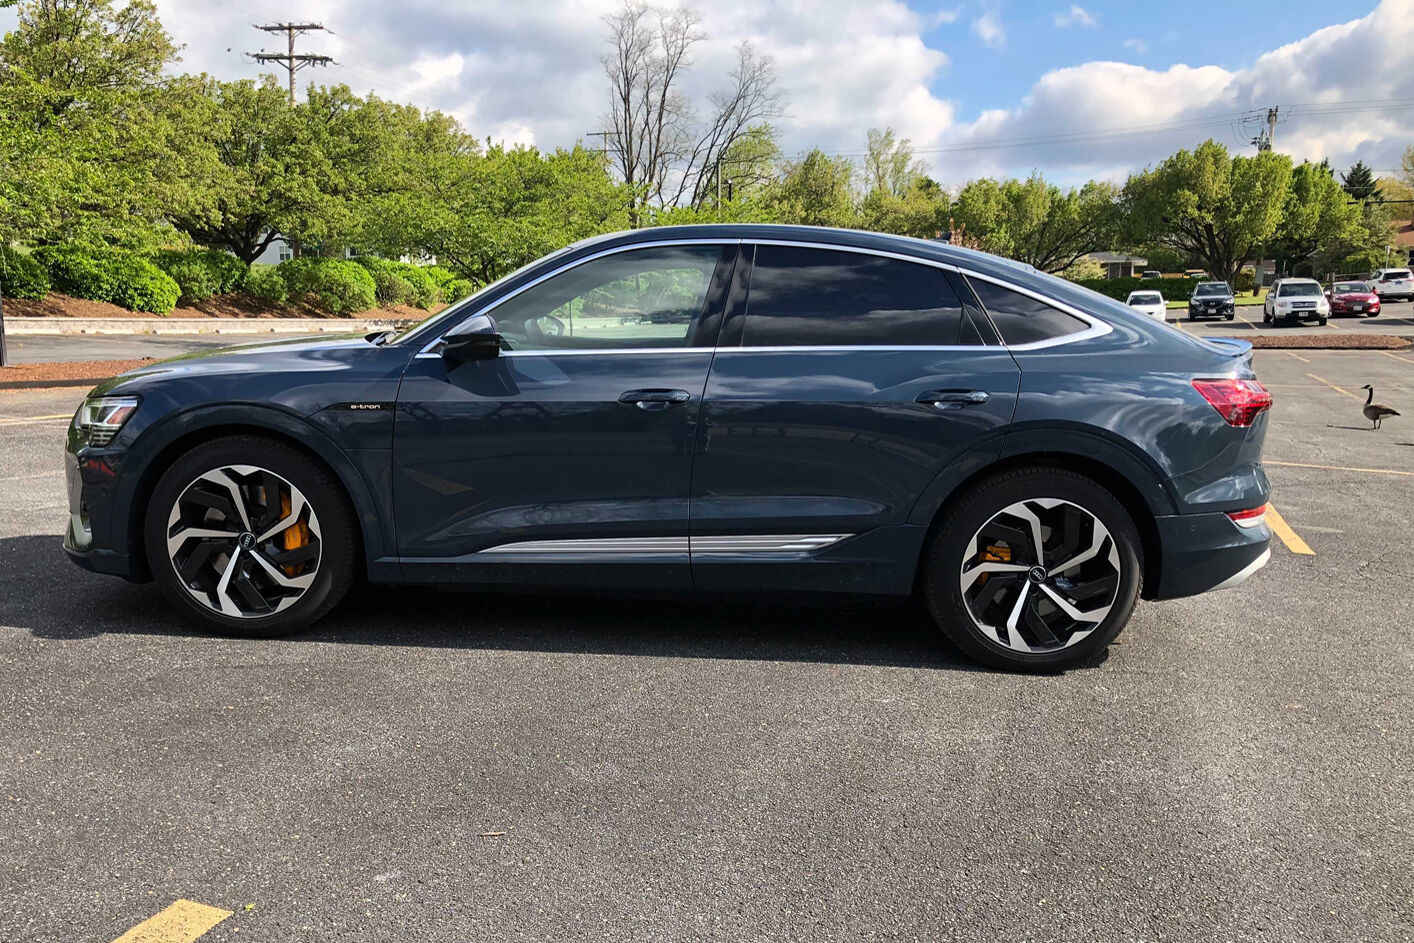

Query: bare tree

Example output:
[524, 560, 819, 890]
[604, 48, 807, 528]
[601, 2, 783, 221]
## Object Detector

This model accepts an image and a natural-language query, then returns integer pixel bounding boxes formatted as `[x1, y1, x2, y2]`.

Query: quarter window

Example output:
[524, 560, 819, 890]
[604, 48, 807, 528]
[967, 278, 1089, 345]
[742, 246, 972, 347]
[491, 245, 724, 351]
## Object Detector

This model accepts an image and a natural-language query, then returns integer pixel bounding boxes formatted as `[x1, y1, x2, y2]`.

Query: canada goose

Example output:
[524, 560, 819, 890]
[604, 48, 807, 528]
[1361, 385, 1400, 429]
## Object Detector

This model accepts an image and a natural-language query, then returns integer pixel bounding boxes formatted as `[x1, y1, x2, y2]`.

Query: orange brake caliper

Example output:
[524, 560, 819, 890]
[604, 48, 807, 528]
[280, 492, 309, 576]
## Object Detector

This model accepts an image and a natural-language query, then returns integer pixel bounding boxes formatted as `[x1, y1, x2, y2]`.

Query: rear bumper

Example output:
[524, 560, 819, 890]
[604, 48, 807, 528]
[1148, 511, 1271, 600]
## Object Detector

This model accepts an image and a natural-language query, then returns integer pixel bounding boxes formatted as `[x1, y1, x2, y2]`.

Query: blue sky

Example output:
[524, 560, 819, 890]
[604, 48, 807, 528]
[921, 1, 1377, 123]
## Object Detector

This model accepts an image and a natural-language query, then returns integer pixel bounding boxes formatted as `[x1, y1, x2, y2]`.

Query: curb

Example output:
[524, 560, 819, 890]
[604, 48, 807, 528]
[3, 316, 419, 336]
[0, 376, 105, 391]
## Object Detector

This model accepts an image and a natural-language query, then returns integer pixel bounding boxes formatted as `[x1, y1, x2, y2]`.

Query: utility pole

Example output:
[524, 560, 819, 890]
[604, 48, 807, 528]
[1247, 105, 1279, 152]
[251, 23, 334, 105]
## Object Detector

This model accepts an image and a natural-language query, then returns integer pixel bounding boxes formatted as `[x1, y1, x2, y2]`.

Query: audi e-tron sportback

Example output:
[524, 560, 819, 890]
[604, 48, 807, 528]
[63, 225, 1273, 671]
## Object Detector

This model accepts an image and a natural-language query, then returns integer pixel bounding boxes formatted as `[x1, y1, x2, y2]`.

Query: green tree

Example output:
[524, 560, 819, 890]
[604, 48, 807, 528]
[1122, 140, 1292, 284]
[1271, 160, 1368, 277]
[951, 174, 1118, 273]
[1341, 159, 1377, 201]
[0, 0, 178, 246]
[772, 149, 856, 227]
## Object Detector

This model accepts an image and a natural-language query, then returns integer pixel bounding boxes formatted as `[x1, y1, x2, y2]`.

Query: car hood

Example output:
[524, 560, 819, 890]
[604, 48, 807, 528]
[90, 333, 374, 396]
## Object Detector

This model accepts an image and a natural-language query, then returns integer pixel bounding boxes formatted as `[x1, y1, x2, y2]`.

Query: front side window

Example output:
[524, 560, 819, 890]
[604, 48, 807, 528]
[968, 277, 1090, 345]
[491, 245, 724, 351]
[741, 245, 971, 347]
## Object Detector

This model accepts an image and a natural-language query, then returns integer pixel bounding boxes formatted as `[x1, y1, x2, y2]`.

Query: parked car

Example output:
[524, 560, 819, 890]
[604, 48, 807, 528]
[1325, 281, 1381, 317]
[1140, 270, 1163, 280]
[1187, 281, 1236, 321]
[1371, 267, 1414, 302]
[1263, 278, 1330, 326]
[1125, 289, 1167, 321]
[63, 225, 1273, 672]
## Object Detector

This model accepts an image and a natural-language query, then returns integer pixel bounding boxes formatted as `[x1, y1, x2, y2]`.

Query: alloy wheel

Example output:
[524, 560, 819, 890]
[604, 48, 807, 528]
[959, 498, 1121, 653]
[164, 464, 322, 618]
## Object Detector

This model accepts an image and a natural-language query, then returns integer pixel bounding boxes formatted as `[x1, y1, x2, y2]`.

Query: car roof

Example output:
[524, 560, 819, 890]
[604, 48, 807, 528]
[570, 224, 1036, 279]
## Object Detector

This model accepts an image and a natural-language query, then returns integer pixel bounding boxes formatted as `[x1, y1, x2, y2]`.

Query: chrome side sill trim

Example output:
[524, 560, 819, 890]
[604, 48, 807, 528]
[476, 534, 853, 555]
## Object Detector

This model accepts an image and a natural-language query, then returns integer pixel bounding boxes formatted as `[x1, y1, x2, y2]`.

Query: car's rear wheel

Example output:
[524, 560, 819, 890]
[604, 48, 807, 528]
[144, 435, 357, 637]
[922, 467, 1142, 672]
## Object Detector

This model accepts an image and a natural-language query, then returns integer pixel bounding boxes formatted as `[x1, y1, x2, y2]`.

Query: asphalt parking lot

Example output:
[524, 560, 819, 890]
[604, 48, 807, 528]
[1, 349, 1411, 942]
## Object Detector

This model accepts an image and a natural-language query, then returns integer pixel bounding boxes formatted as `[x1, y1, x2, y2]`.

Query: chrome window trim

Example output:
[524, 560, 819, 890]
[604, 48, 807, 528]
[958, 267, 1113, 351]
[416, 238, 740, 358]
[413, 236, 1113, 358]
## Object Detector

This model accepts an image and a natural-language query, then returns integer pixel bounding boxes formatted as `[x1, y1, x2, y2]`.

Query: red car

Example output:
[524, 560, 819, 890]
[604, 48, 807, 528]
[1326, 281, 1381, 317]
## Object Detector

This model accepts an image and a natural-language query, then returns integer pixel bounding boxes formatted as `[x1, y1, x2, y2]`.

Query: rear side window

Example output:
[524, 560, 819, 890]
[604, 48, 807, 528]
[967, 277, 1089, 345]
[742, 246, 972, 347]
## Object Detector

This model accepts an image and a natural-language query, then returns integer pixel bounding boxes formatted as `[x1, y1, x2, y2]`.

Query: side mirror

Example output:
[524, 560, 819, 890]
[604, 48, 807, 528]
[441, 314, 502, 363]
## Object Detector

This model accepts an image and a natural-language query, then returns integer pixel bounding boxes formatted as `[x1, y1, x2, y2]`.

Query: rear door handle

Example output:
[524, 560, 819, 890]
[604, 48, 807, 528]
[619, 389, 691, 411]
[916, 389, 990, 409]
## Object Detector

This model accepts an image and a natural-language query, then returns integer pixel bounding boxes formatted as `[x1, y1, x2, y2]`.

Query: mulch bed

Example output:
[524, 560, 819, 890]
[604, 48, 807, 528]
[1245, 334, 1413, 350]
[0, 358, 156, 391]
[3, 293, 437, 321]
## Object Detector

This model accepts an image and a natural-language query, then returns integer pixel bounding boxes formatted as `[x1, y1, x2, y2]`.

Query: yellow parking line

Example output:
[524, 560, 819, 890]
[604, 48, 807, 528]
[1283, 350, 1312, 363]
[1380, 350, 1414, 365]
[1266, 459, 1414, 477]
[0, 413, 71, 426]
[1265, 505, 1315, 556]
[112, 900, 232, 943]
[1305, 373, 1359, 400]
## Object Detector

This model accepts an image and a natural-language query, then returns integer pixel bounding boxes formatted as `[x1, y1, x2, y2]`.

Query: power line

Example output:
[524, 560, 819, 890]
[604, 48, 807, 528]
[250, 22, 335, 105]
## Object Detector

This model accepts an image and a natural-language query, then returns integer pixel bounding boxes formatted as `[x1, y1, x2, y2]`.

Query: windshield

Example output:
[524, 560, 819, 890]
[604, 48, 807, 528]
[392, 244, 581, 346]
[1380, 270, 1412, 281]
[1278, 282, 1321, 297]
[1333, 282, 1369, 293]
[1128, 292, 1163, 304]
[1193, 283, 1230, 296]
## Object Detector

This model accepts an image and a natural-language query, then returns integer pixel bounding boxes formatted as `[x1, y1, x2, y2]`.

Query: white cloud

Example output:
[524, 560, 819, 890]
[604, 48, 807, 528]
[971, 12, 1005, 46]
[1053, 5, 1098, 28]
[932, 6, 963, 26]
[1122, 38, 1148, 54]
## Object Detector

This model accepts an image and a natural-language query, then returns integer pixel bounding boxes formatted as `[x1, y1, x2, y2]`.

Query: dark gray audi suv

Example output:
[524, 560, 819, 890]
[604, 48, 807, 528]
[63, 225, 1273, 671]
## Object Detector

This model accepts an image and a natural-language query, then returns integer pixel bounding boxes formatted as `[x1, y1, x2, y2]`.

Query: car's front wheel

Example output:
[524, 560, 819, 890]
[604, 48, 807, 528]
[922, 467, 1142, 672]
[144, 435, 358, 637]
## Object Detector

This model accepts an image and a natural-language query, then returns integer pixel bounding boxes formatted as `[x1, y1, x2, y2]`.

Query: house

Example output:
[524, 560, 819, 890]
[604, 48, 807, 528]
[1392, 221, 1414, 266]
[1085, 251, 1147, 279]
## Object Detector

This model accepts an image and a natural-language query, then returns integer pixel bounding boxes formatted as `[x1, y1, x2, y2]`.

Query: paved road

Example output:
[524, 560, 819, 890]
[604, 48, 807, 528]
[0, 352, 1411, 941]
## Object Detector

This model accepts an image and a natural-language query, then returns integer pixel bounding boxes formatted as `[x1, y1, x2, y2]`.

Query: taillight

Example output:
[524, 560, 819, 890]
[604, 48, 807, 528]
[1192, 378, 1272, 427]
[1226, 505, 1267, 528]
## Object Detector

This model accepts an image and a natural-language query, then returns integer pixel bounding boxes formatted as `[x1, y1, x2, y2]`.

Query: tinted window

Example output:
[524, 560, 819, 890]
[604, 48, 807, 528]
[1333, 282, 1368, 293]
[492, 245, 723, 351]
[1381, 270, 1412, 281]
[742, 246, 969, 347]
[1277, 282, 1321, 297]
[1128, 292, 1163, 304]
[968, 277, 1090, 345]
[1194, 283, 1230, 296]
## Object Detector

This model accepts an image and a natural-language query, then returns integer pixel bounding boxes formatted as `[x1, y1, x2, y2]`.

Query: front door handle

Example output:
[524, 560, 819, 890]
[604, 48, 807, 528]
[916, 389, 990, 409]
[619, 389, 691, 411]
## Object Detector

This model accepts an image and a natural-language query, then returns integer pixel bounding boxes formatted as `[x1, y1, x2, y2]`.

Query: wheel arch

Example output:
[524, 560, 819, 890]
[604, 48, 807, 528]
[120, 406, 389, 582]
[910, 440, 1171, 600]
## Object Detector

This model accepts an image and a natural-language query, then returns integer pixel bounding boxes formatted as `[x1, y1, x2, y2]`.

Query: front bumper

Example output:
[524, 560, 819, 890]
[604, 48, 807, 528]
[1148, 510, 1271, 600]
[62, 446, 146, 582]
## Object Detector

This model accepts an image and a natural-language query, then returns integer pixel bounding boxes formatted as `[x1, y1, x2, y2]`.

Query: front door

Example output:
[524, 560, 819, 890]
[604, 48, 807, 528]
[394, 242, 736, 587]
[690, 243, 1021, 594]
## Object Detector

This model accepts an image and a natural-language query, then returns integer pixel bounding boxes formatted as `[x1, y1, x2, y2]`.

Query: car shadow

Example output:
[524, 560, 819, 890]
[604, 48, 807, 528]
[0, 534, 1014, 673]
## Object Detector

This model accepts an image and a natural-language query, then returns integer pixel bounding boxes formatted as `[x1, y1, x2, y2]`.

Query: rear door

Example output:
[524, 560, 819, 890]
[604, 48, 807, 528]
[689, 243, 1021, 593]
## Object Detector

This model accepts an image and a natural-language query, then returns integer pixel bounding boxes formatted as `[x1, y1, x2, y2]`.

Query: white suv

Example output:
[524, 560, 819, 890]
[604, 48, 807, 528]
[1372, 268, 1414, 302]
[1263, 278, 1330, 326]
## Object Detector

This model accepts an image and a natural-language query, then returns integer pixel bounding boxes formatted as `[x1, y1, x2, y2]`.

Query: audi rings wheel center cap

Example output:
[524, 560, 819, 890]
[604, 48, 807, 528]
[237, 532, 257, 550]
[1028, 565, 1047, 584]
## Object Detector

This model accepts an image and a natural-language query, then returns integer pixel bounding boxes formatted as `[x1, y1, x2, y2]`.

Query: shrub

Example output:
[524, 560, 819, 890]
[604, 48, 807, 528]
[425, 265, 458, 290]
[392, 262, 441, 309]
[442, 277, 476, 301]
[35, 244, 120, 302]
[0, 246, 51, 300]
[152, 248, 249, 298]
[353, 257, 415, 306]
[1235, 270, 1256, 293]
[279, 258, 375, 315]
[108, 256, 180, 313]
[244, 264, 287, 303]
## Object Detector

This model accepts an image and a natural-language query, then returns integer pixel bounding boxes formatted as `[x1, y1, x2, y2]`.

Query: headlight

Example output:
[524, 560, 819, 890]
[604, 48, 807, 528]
[72, 395, 139, 448]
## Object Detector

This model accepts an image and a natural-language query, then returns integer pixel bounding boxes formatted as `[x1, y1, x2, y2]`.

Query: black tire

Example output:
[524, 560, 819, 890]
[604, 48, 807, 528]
[921, 467, 1143, 672]
[1263, 310, 1272, 325]
[144, 435, 358, 637]
[1225, 314, 1235, 321]
[1318, 318, 1328, 326]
